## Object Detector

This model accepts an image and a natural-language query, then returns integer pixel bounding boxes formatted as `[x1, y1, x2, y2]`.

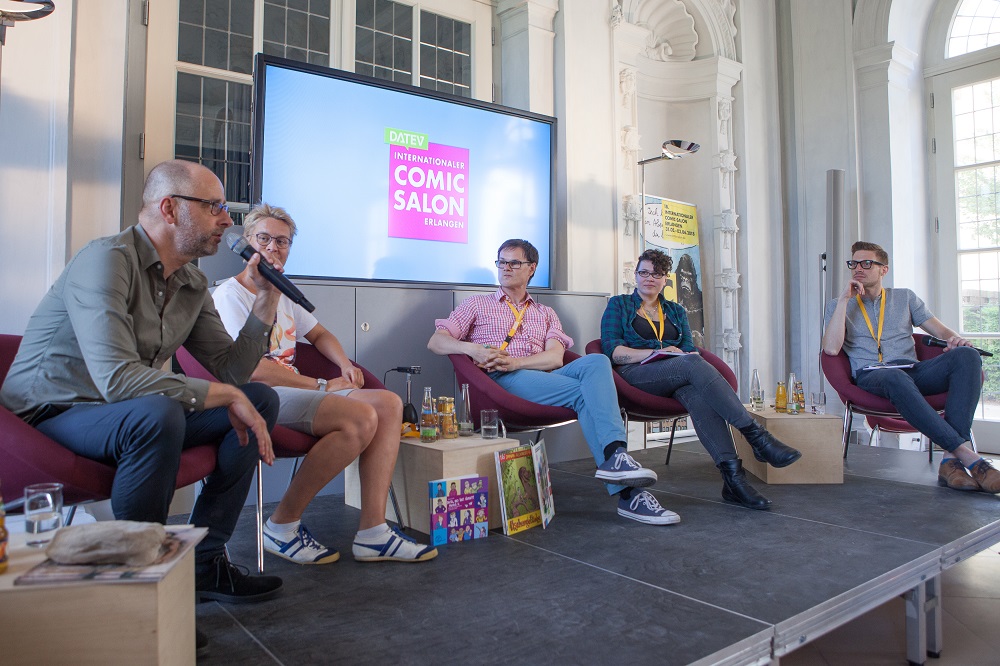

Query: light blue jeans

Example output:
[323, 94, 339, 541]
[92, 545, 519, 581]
[492, 353, 626, 495]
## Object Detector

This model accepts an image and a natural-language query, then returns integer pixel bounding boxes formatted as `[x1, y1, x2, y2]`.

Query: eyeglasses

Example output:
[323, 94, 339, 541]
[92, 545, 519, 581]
[846, 260, 886, 270]
[253, 233, 292, 249]
[170, 194, 229, 216]
[635, 270, 666, 279]
[496, 260, 531, 269]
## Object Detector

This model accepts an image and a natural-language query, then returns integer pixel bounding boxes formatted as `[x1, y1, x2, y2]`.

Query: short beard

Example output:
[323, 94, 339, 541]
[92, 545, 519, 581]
[175, 206, 217, 259]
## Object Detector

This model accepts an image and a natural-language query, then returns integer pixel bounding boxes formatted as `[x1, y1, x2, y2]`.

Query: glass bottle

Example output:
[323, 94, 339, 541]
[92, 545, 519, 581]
[794, 380, 805, 416]
[420, 387, 437, 442]
[458, 383, 474, 436]
[775, 381, 787, 413]
[442, 397, 458, 439]
[749, 369, 763, 412]
[786, 372, 799, 414]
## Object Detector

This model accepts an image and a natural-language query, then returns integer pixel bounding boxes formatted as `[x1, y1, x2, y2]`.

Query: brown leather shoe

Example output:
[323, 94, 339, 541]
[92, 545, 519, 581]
[937, 459, 979, 491]
[969, 459, 1000, 493]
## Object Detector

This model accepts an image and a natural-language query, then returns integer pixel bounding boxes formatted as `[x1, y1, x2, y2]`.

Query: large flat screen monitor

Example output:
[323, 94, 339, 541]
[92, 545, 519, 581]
[251, 55, 555, 287]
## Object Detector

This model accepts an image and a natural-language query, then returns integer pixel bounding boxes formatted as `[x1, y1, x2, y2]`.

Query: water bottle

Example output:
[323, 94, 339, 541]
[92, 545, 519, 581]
[786, 372, 799, 414]
[458, 383, 474, 436]
[420, 387, 437, 442]
[749, 369, 763, 412]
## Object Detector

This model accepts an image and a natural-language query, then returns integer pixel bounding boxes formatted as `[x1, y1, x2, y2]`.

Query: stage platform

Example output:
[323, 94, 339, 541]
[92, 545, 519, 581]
[194, 443, 1000, 665]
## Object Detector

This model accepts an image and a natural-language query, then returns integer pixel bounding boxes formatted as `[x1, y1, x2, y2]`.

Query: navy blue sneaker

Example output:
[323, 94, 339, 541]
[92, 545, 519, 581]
[618, 490, 680, 525]
[596, 447, 657, 487]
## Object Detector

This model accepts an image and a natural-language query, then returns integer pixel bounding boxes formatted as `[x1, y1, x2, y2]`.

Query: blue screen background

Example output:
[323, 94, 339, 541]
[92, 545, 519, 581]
[259, 65, 553, 287]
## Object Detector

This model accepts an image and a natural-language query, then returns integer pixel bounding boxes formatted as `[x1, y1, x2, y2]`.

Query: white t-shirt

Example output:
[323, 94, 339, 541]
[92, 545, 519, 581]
[213, 277, 319, 372]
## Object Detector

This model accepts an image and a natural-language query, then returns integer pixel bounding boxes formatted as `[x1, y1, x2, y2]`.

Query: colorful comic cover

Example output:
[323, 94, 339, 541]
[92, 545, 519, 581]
[531, 439, 555, 528]
[428, 474, 488, 546]
[494, 445, 543, 535]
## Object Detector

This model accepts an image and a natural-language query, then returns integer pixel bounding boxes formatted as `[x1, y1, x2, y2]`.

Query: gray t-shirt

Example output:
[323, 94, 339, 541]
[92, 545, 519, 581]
[824, 288, 933, 377]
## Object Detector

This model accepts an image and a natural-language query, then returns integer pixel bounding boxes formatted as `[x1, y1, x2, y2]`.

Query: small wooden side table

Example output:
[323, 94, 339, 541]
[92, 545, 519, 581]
[731, 407, 843, 484]
[0, 526, 204, 665]
[345, 435, 519, 533]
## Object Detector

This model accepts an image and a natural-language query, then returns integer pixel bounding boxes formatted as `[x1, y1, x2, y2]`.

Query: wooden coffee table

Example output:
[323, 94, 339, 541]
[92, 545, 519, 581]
[730, 406, 843, 484]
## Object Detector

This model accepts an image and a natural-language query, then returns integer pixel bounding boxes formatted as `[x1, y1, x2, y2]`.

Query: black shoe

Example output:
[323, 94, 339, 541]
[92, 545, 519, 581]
[740, 425, 801, 468]
[196, 554, 283, 604]
[196, 628, 209, 657]
[718, 459, 772, 510]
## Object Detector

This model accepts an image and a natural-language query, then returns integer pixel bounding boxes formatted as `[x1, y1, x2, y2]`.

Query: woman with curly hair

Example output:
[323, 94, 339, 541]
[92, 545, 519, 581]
[600, 249, 801, 511]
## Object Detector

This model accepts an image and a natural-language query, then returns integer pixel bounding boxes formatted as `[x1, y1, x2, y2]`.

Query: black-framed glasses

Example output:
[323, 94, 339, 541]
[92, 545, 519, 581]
[635, 270, 666, 279]
[169, 194, 229, 216]
[846, 260, 885, 270]
[496, 259, 530, 269]
[254, 233, 292, 249]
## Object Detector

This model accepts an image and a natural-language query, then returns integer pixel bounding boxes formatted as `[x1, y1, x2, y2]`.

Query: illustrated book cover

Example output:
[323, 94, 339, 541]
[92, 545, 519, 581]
[494, 442, 554, 535]
[428, 474, 489, 546]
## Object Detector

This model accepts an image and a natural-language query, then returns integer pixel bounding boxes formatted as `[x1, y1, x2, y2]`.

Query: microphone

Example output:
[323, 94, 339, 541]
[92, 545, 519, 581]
[922, 335, 993, 357]
[393, 366, 421, 374]
[223, 230, 315, 313]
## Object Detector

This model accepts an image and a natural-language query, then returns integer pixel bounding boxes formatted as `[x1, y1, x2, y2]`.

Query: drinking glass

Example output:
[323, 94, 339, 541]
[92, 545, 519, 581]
[24, 482, 63, 547]
[480, 409, 500, 439]
[811, 392, 827, 415]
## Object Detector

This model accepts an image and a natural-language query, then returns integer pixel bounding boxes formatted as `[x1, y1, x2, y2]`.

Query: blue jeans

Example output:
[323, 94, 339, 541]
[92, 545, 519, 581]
[492, 354, 626, 495]
[36, 383, 279, 570]
[617, 353, 753, 464]
[854, 346, 981, 452]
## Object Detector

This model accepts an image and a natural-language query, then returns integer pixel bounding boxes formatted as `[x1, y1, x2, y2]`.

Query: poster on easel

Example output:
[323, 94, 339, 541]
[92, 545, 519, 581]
[642, 195, 705, 347]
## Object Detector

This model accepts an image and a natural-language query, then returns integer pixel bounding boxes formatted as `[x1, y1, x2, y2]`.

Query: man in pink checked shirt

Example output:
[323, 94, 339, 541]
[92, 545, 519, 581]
[427, 239, 680, 526]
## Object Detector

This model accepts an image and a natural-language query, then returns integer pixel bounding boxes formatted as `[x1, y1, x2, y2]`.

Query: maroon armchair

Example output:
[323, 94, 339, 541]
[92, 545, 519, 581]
[176, 343, 400, 573]
[820, 333, 980, 461]
[447, 351, 577, 441]
[0, 334, 217, 519]
[584, 339, 738, 465]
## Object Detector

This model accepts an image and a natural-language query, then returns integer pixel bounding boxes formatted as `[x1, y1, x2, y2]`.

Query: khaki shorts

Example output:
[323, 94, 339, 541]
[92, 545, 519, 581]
[272, 385, 355, 436]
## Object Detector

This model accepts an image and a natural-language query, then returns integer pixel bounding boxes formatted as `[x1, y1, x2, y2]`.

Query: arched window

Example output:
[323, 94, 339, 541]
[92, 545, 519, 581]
[948, 0, 1000, 58]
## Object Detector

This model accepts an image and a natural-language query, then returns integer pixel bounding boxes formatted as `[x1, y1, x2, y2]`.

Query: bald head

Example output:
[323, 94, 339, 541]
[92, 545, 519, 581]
[141, 160, 220, 213]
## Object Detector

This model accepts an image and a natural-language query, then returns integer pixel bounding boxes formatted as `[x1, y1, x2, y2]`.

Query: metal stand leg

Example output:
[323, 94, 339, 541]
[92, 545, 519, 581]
[664, 416, 682, 465]
[388, 483, 404, 528]
[904, 581, 928, 666]
[842, 404, 854, 459]
[256, 460, 265, 574]
[926, 575, 943, 658]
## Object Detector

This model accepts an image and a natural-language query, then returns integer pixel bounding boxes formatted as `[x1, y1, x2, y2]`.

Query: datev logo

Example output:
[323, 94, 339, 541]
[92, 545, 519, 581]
[386, 127, 470, 244]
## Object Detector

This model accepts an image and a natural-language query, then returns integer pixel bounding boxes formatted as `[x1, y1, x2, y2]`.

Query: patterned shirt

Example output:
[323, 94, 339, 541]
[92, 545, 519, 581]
[435, 288, 573, 356]
[213, 277, 319, 374]
[600, 290, 694, 359]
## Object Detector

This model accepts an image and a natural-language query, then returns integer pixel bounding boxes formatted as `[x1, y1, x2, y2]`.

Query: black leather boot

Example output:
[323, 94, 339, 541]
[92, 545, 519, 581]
[718, 459, 772, 510]
[739, 424, 802, 468]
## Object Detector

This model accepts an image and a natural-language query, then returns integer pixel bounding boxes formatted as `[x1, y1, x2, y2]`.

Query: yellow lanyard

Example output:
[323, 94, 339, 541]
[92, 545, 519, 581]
[638, 301, 666, 346]
[500, 300, 529, 351]
[856, 289, 886, 362]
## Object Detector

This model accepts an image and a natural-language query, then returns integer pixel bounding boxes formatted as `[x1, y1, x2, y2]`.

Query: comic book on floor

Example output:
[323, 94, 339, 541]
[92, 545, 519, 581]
[531, 440, 555, 528]
[495, 440, 555, 535]
[428, 474, 489, 546]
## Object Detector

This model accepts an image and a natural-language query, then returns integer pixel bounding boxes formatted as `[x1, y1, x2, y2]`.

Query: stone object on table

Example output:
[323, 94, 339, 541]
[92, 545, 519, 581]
[46, 521, 166, 566]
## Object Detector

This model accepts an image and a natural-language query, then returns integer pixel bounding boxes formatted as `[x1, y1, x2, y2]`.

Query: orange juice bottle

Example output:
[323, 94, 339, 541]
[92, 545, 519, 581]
[775, 381, 787, 413]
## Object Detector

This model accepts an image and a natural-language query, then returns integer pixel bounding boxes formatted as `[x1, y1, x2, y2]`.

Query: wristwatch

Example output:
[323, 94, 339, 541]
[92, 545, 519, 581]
[315, 378, 328, 391]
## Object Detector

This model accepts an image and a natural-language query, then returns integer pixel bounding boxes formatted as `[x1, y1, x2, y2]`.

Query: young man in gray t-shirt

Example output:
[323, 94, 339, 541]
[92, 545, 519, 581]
[822, 241, 999, 493]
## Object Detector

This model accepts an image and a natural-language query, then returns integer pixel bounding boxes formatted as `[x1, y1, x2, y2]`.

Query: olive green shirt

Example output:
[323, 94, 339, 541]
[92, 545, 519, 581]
[0, 224, 271, 425]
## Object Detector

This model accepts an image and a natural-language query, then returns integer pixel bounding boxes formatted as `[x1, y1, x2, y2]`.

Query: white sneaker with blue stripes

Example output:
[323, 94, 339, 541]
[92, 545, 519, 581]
[353, 525, 438, 563]
[263, 523, 340, 565]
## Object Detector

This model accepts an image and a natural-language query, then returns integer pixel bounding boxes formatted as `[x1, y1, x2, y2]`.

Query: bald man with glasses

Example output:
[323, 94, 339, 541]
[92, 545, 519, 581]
[0, 160, 285, 611]
[822, 240, 1000, 493]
